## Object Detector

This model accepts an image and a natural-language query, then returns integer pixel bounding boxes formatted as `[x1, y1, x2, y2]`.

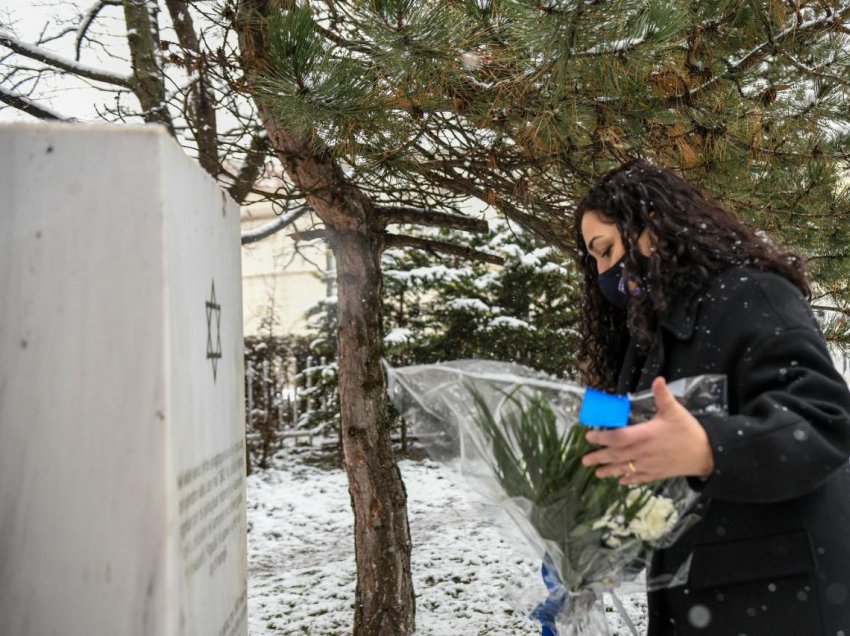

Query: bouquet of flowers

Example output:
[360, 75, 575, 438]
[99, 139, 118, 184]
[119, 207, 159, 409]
[385, 359, 727, 635]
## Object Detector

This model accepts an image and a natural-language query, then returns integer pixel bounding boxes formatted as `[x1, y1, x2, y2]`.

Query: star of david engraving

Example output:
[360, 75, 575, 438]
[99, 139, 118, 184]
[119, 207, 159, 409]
[206, 280, 222, 381]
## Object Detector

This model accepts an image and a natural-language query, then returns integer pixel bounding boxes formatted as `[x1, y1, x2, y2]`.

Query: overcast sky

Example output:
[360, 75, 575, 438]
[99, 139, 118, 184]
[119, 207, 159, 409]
[1, 0, 152, 123]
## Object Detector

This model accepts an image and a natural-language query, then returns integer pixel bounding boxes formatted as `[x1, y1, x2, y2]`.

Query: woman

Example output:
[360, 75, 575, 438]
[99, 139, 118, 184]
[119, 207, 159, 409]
[575, 159, 850, 635]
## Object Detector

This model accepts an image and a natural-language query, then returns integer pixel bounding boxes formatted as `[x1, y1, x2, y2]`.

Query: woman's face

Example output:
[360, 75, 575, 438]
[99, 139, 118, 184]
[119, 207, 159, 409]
[580, 209, 651, 274]
[581, 210, 625, 273]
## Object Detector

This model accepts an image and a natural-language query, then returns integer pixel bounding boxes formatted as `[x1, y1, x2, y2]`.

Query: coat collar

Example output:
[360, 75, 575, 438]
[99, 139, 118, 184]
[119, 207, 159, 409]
[659, 264, 749, 340]
[659, 292, 702, 340]
[615, 293, 703, 393]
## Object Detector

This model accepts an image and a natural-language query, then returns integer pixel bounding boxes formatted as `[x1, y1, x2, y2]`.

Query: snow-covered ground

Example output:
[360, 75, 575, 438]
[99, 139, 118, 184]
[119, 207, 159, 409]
[247, 446, 649, 635]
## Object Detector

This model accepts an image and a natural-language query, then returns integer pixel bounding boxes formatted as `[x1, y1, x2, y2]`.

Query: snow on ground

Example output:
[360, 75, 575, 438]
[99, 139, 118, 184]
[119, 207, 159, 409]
[247, 446, 649, 635]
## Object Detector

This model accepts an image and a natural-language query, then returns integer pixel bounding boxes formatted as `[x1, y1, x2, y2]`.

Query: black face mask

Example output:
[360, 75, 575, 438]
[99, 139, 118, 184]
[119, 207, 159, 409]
[597, 253, 651, 309]
[597, 255, 628, 309]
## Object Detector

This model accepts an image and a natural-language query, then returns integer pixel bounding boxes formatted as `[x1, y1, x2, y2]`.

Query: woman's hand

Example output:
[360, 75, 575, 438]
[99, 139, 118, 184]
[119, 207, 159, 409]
[581, 377, 715, 485]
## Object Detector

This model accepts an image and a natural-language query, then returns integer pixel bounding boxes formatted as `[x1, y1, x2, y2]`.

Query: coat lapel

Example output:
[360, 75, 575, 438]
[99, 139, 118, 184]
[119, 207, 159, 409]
[636, 331, 666, 392]
[616, 339, 643, 394]
[619, 293, 702, 394]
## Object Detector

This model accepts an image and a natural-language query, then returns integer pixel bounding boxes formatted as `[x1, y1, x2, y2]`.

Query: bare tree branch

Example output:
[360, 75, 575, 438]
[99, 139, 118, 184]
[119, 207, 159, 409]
[35, 26, 78, 47]
[164, 0, 219, 175]
[228, 131, 269, 203]
[75, 0, 122, 61]
[378, 206, 489, 233]
[383, 233, 504, 265]
[241, 204, 310, 244]
[122, 0, 175, 134]
[0, 84, 70, 120]
[0, 31, 132, 87]
[289, 229, 328, 241]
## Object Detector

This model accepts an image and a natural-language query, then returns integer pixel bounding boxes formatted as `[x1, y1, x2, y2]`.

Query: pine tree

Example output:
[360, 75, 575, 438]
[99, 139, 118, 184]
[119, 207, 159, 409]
[255, 0, 850, 318]
[298, 297, 342, 441]
[299, 221, 586, 444]
[383, 220, 583, 377]
[234, 1, 850, 631]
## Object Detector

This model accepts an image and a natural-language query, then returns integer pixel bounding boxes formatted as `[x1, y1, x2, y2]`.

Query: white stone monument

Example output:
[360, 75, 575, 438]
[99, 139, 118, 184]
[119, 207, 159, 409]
[0, 123, 248, 636]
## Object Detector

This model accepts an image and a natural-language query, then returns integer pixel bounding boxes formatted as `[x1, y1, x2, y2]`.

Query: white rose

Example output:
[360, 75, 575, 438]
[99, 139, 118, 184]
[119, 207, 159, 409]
[628, 495, 678, 541]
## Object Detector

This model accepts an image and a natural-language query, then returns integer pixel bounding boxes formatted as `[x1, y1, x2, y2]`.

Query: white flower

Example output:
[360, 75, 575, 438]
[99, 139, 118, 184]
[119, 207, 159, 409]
[592, 489, 679, 546]
[592, 508, 631, 548]
[629, 494, 678, 541]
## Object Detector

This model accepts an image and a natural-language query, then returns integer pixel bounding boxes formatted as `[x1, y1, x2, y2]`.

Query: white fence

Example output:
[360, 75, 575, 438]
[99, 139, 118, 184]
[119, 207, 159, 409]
[242, 350, 411, 467]
[244, 354, 335, 455]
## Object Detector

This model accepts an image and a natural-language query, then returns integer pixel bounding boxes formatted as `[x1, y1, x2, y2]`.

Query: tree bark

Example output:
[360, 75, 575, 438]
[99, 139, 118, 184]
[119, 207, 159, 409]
[164, 0, 219, 177]
[332, 229, 415, 635]
[123, 0, 175, 134]
[235, 1, 416, 633]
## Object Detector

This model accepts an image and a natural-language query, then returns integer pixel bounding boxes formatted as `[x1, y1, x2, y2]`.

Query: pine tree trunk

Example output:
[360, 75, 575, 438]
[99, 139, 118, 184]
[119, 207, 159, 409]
[234, 4, 416, 630]
[332, 230, 415, 635]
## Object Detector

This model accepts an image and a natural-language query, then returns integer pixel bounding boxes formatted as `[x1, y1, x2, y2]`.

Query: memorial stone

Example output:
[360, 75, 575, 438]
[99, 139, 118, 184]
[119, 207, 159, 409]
[0, 123, 248, 636]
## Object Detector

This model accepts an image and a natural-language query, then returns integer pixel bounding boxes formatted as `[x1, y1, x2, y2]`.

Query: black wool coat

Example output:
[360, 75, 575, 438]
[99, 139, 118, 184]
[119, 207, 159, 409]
[615, 266, 850, 636]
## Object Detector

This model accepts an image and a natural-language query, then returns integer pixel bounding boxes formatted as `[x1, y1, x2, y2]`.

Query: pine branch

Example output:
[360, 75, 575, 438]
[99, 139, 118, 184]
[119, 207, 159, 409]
[676, 8, 850, 103]
[236, 0, 377, 234]
[778, 50, 850, 88]
[383, 233, 504, 265]
[415, 163, 570, 251]
[0, 31, 132, 87]
[378, 206, 488, 233]
[242, 204, 310, 244]
[578, 31, 654, 57]
[812, 304, 850, 318]
[313, 20, 371, 55]
[0, 85, 70, 120]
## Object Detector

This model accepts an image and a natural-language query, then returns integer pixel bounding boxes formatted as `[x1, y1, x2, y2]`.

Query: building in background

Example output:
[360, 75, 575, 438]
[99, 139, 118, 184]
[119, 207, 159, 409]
[241, 196, 334, 337]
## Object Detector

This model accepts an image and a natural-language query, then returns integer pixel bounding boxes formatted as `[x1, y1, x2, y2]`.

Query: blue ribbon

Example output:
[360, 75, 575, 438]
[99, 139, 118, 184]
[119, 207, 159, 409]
[530, 555, 566, 636]
[530, 555, 641, 636]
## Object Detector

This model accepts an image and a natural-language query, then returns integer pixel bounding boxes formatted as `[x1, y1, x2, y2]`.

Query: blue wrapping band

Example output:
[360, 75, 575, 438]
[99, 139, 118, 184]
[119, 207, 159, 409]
[531, 554, 641, 636]
[578, 388, 630, 428]
[530, 555, 566, 636]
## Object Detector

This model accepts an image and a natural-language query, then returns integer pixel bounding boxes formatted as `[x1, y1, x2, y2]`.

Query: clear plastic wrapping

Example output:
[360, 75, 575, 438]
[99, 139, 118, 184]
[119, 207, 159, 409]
[385, 359, 727, 635]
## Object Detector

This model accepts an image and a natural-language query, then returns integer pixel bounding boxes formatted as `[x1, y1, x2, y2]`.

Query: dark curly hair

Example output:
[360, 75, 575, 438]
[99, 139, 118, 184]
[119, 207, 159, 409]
[572, 158, 810, 392]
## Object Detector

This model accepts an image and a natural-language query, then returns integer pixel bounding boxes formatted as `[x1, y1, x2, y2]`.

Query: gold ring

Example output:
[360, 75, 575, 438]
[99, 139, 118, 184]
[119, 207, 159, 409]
[628, 461, 637, 474]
